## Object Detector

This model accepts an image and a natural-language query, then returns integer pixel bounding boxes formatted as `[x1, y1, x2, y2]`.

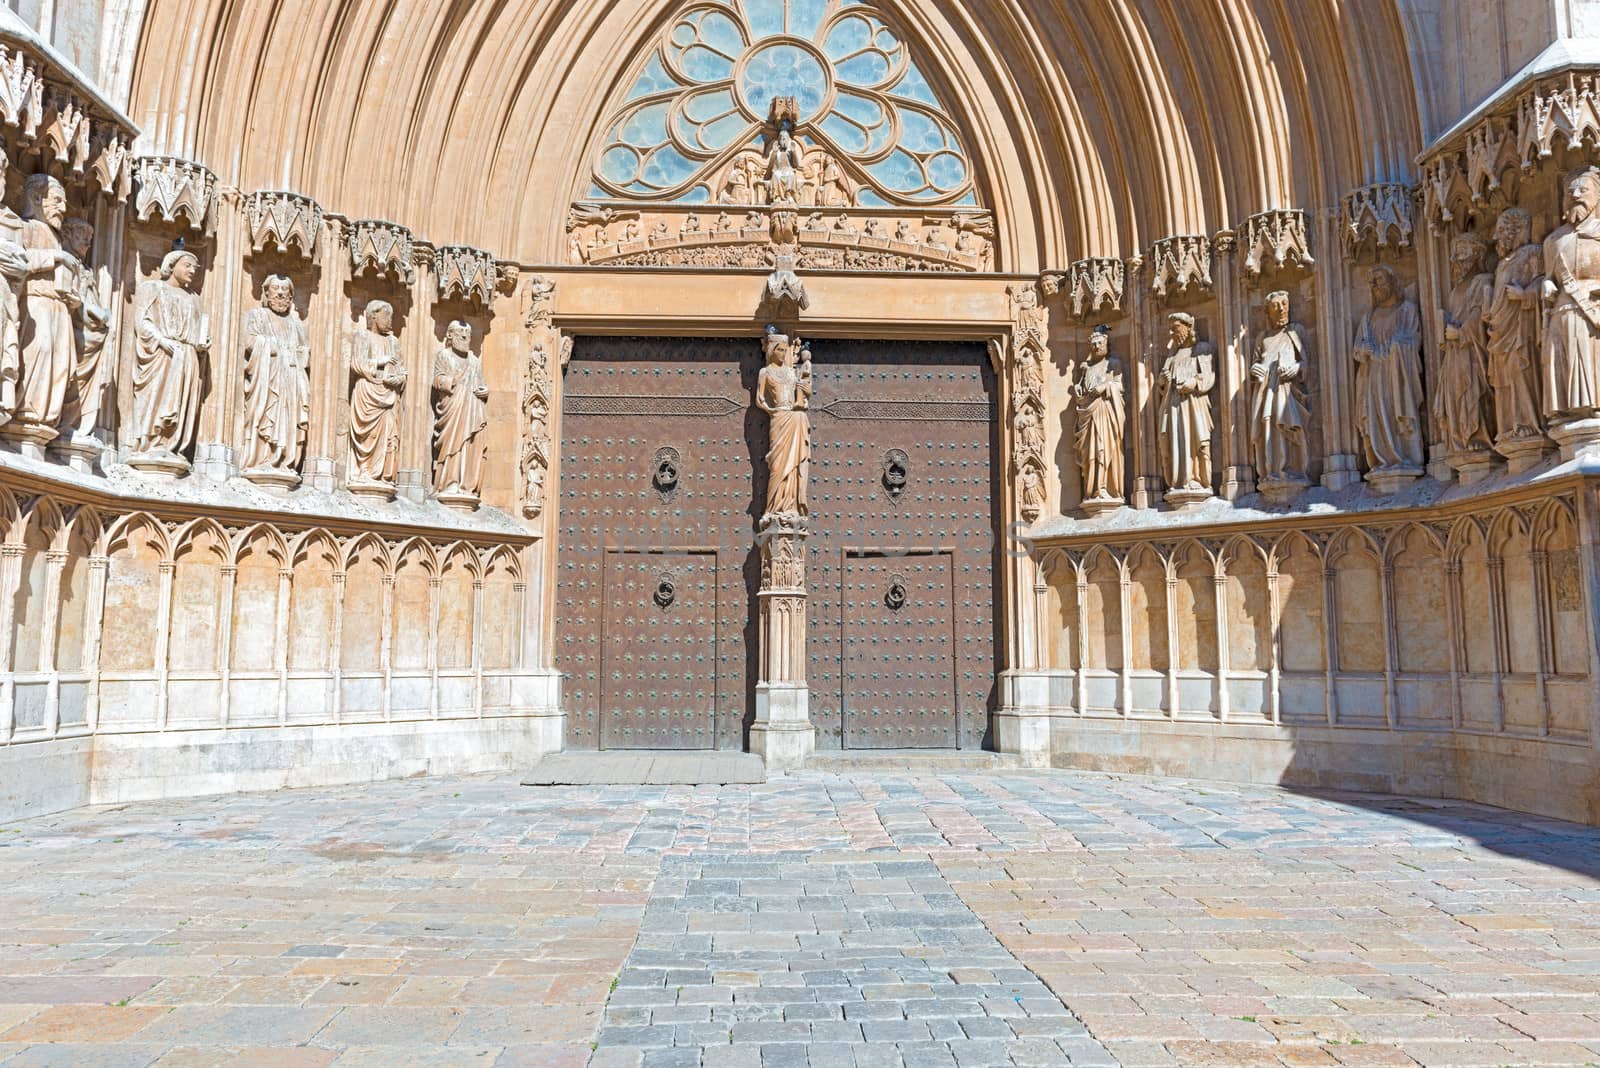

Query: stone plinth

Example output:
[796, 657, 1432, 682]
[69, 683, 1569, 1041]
[1550, 417, 1600, 462]
[751, 682, 814, 771]
[1364, 465, 1422, 495]
[1080, 496, 1123, 518]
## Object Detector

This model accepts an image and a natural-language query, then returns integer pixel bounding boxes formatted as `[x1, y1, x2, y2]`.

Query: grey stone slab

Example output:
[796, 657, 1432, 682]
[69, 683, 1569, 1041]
[523, 753, 765, 786]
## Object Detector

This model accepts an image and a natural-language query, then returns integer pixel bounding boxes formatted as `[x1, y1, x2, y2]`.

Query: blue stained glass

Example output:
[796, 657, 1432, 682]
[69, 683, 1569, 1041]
[682, 186, 711, 203]
[684, 89, 737, 122]
[699, 10, 745, 53]
[899, 110, 944, 153]
[619, 103, 670, 146]
[928, 151, 965, 191]
[740, 43, 828, 119]
[600, 147, 639, 184]
[836, 51, 889, 85]
[956, 192, 978, 207]
[824, 15, 872, 59]
[870, 148, 924, 191]
[857, 189, 889, 207]
[702, 113, 753, 148]
[888, 66, 937, 105]
[746, 0, 783, 40]
[821, 114, 869, 154]
[588, 183, 607, 198]
[833, 90, 884, 126]
[788, 0, 828, 40]
[628, 55, 678, 100]
[641, 145, 698, 186]
[682, 45, 735, 80]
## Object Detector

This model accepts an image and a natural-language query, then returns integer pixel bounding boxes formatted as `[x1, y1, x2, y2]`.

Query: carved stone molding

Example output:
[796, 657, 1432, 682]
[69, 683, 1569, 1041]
[133, 156, 217, 232]
[245, 191, 322, 258]
[521, 275, 558, 520]
[1342, 183, 1414, 258]
[435, 245, 499, 304]
[1240, 209, 1313, 277]
[1007, 283, 1049, 523]
[1148, 235, 1212, 300]
[347, 220, 414, 281]
[1042, 257, 1125, 320]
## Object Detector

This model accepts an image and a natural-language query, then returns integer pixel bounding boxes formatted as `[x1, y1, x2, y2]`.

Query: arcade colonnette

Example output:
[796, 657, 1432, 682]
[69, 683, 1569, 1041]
[0, 0, 1597, 824]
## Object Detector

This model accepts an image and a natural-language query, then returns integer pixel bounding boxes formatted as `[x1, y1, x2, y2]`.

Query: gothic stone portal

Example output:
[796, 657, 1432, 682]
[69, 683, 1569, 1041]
[557, 338, 998, 751]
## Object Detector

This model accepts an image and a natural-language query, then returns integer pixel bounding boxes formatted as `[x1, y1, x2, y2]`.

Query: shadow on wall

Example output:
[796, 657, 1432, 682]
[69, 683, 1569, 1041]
[1036, 486, 1600, 829]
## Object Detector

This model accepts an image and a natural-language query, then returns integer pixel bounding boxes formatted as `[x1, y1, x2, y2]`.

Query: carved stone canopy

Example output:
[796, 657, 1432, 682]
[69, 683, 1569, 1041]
[348, 219, 415, 281]
[1043, 258, 1126, 320]
[0, 40, 137, 200]
[1343, 182, 1415, 257]
[245, 191, 323, 258]
[1240, 209, 1314, 278]
[1149, 235, 1213, 300]
[134, 155, 218, 232]
[434, 245, 499, 304]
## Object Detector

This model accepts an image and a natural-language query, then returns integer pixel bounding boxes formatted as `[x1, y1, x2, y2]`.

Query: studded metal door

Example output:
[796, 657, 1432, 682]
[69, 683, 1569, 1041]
[558, 338, 761, 751]
[842, 554, 958, 747]
[601, 552, 717, 749]
[807, 340, 999, 749]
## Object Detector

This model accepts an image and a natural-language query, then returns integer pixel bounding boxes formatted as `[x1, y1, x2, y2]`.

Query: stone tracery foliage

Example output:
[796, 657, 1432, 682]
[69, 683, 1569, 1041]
[590, 0, 978, 209]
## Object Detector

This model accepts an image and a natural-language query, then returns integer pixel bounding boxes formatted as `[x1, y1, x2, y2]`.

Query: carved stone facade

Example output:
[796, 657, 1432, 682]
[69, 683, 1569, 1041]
[0, 0, 1596, 827]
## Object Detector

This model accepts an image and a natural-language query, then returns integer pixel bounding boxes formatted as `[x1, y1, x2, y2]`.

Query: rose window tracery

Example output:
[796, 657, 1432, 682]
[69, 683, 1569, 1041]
[590, 0, 979, 208]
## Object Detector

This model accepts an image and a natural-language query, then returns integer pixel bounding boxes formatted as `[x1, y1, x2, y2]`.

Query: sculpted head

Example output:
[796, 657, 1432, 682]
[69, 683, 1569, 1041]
[24, 174, 66, 230]
[1368, 265, 1401, 307]
[62, 217, 93, 260]
[1495, 208, 1532, 253]
[1449, 233, 1487, 286]
[445, 320, 472, 354]
[263, 275, 294, 315]
[364, 299, 394, 335]
[1266, 290, 1290, 329]
[160, 249, 200, 289]
[1166, 311, 1195, 348]
[1567, 167, 1600, 225]
[763, 325, 793, 366]
[1089, 325, 1111, 361]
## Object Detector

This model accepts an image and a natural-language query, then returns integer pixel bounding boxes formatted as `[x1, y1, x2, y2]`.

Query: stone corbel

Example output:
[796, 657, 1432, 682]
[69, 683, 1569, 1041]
[1341, 183, 1414, 258]
[1042, 257, 1126, 321]
[495, 262, 521, 296]
[347, 219, 414, 281]
[1148, 235, 1212, 300]
[245, 191, 322, 258]
[133, 155, 217, 232]
[1240, 209, 1313, 278]
[434, 245, 498, 304]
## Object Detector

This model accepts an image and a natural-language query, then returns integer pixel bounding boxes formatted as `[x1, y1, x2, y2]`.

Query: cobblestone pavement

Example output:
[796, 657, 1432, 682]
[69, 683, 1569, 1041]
[0, 771, 1597, 1067]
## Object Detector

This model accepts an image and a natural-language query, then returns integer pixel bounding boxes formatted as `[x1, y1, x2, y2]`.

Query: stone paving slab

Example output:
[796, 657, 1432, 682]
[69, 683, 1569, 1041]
[523, 752, 767, 786]
[0, 770, 1597, 1066]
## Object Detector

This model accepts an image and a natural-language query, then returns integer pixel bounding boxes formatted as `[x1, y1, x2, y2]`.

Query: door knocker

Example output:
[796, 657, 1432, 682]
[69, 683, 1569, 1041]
[652, 447, 681, 499]
[653, 575, 677, 610]
[885, 576, 908, 611]
[882, 449, 909, 503]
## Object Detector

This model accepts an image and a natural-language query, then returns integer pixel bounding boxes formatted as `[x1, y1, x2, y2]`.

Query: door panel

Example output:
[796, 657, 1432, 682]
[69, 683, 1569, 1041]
[842, 553, 957, 748]
[557, 337, 760, 750]
[601, 552, 716, 749]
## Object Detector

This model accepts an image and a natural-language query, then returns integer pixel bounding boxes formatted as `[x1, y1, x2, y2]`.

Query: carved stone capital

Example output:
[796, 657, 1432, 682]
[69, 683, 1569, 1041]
[347, 220, 414, 281]
[1342, 183, 1414, 258]
[245, 191, 323, 258]
[133, 156, 218, 231]
[434, 245, 498, 304]
[1148, 235, 1212, 300]
[1239, 209, 1313, 277]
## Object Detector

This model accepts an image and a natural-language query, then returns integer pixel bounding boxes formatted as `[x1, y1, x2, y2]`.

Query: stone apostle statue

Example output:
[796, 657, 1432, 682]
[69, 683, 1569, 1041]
[1486, 208, 1545, 448]
[1073, 325, 1126, 507]
[1541, 166, 1600, 426]
[240, 275, 311, 477]
[131, 249, 211, 463]
[1157, 312, 1216, 497]
[347, 300, 407, 491]
[59, 217, 109, 445]
[1434, 233, 1495, 459]
[14, 174, 82, 440]
[1249, 291, 1310, 486]
[0, 142, 32, 427]
[431, 320, 489, 500]
[756, 325, 812, 519]
[1352, 265, 1424, 475]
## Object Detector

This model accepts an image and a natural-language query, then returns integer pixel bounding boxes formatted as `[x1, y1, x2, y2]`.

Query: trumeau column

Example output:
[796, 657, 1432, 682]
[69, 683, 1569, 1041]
[309, 215, 350, 494]
[194, 187, 245, 481]
[1321, 205, 1361, 490]
[1127, 254, 1156, 509]
[1212, 230, 1255, 500]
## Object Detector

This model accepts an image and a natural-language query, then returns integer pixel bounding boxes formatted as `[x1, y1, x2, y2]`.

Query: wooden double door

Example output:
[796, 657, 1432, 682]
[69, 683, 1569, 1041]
[557, 337, 998, 751]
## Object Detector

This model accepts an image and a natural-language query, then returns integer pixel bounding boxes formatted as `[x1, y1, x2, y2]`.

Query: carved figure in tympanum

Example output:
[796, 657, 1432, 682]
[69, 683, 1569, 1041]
[240, 274, 311, 476]
[431, 319, 489, 501]
[347, 299, 406, 491]
[1353, 265, 1425, 474]
[756, 325, 812, 520]
[1073, 325, 1126, 507]
[131, 249, 211, 464]
[1249, 290, 1311, 486]
[1434, 233, 1495, 459]
[1157, 311, 1216, 496]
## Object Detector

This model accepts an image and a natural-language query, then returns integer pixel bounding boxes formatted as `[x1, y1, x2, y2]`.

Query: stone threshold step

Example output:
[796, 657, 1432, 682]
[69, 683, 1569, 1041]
[522, 750, 766, 786]
[804, 749, 1023, 772]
